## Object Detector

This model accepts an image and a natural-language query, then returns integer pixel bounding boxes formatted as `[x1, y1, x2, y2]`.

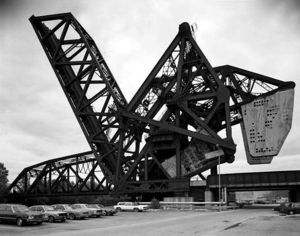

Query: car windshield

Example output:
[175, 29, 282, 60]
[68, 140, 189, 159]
[13, 205, 29, 212]
[72, 205, 84, 209]
[87, 204, 98, 208]
[44, 206, 55, 211]
[63, 205, 73, 210]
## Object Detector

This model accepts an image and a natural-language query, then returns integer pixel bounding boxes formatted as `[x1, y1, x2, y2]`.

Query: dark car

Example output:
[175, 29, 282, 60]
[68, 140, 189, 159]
[52, 204, 89, 220]
[279, 202, 300, 215]
[88, 204, 116, 216]
[29, 205, 68, 222]
[0, 204, 44, 226]
[98, 204, 117, 216]
[273, 202, 289, 212]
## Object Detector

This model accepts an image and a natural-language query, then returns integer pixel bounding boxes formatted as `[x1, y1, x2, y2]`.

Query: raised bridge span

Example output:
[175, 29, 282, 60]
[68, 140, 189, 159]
[6, 12, 296, 201]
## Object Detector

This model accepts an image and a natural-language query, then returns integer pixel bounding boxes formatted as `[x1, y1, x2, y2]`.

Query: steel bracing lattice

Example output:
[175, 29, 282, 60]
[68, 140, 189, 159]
[9, 151, 112, 197]
[7, 13, 295, 198]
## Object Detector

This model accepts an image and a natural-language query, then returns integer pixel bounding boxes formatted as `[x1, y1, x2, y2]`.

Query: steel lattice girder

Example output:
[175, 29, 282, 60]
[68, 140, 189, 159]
[17, 13, 296, 196]
[8, 151, 113, 197]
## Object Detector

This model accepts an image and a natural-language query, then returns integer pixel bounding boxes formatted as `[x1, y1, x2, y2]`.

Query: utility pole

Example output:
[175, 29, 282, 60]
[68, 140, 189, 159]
[218, 151, 221, 211]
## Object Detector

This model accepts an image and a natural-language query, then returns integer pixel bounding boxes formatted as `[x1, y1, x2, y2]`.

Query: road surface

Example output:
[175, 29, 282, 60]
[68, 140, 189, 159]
[0, 209, 299, 236]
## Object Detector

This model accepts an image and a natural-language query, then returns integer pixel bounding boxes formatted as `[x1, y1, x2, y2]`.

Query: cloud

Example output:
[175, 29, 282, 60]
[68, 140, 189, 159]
[0, 0, 22, 16]
[261, 0, 300, 18]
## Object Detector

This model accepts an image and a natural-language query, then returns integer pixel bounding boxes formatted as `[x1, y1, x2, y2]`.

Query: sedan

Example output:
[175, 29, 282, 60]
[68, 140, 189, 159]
[52, 204, 89, 220]
[71, 204, 102, 218]
[29, 205, 68, 222]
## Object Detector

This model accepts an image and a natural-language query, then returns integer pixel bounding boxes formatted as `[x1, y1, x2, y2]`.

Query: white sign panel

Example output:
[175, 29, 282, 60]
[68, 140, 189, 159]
[241, 88, 294, 164]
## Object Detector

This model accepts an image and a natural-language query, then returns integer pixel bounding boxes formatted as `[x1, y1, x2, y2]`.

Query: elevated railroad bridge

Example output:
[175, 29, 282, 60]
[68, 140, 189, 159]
[205, 171, 300, 202]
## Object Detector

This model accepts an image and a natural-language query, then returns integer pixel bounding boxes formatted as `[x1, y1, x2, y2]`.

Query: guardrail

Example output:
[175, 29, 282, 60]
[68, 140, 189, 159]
[140, 201, 226, 205]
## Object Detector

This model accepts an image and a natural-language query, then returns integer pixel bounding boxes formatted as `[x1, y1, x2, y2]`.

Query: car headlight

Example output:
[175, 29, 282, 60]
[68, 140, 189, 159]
[28, 215, 34, 220]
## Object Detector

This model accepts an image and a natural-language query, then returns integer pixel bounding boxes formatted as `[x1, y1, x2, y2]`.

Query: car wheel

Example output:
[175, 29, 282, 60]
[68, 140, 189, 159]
[48, 216, 55, 223]
[16, 218, 24, 226]
[116, 207, 121, 212]
[69, 214, 75, 220]
[288, 210, 295, 215]
[134, 208, 139, 212]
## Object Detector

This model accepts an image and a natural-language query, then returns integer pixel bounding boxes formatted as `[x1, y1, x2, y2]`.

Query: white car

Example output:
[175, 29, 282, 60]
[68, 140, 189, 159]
[113, 202, 149, 212]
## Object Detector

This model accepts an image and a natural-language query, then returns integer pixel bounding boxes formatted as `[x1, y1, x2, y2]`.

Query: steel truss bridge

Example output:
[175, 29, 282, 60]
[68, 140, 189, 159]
[8, 13, 295, 199]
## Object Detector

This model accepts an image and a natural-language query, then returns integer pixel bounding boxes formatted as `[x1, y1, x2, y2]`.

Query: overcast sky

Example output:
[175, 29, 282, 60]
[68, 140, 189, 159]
[1, 0, 300, 182]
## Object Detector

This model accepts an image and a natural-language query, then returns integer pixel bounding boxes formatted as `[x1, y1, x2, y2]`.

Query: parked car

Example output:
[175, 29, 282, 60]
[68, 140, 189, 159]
[273, 202, 289, 212]
[86, 204, 105, 216]
[71, 204, 102, 217]
[113, 202, 149, 212]
[0, 204, 43, 226]
[98, 204, 117, 216]
[279, 202, 300, 215]
[52, 204, 89, 220]
[29, 205, 68, 222]
[88, 204, 116, 216]
[254, 200, 267, 204]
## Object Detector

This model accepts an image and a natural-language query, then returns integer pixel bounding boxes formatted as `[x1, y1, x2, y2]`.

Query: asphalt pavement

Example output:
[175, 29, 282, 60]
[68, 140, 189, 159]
[0, 208, 299, 236]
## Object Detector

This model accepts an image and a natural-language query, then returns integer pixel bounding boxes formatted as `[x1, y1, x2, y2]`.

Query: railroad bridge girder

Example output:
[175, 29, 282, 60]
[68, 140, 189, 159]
[206, 171, 300, 202]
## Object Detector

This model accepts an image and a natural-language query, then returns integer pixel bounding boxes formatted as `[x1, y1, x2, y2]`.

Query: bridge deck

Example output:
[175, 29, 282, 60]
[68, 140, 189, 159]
[207, 170, 300, 189]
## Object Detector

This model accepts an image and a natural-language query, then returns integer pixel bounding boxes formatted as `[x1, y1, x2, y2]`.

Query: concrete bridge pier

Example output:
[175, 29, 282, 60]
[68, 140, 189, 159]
[289, 187, 300, 202]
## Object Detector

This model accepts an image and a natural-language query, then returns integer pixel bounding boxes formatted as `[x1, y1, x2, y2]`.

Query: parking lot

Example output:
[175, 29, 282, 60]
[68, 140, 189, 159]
[0, 208, 300, 236]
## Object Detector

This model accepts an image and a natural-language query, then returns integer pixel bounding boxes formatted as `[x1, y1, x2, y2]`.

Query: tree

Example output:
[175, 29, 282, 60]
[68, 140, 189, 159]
[150, 198, 161, 209]
[0, 162, 9, 194]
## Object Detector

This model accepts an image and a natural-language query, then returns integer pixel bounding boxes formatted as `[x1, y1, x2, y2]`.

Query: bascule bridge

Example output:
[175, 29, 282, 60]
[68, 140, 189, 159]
[7, 13, 296, 202]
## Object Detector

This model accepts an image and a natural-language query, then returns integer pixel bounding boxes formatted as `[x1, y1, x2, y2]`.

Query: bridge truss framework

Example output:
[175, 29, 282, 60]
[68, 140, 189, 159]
[7, 13, 295, 199]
